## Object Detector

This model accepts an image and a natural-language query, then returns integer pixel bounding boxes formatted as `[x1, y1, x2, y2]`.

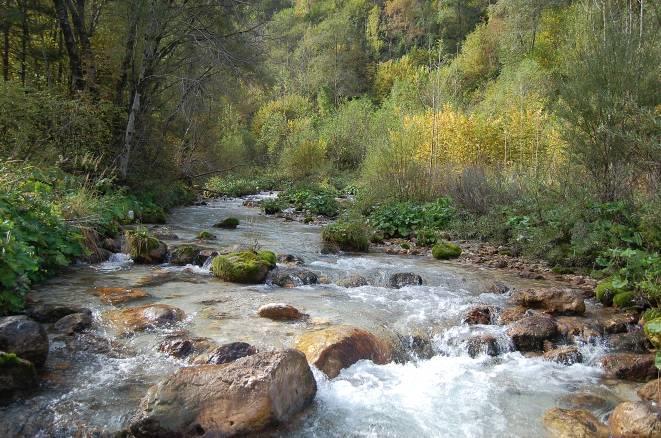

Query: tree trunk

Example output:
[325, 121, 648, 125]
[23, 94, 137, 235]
[18, 0, 27, 85]
[114, 11, 138, 106]
[68, 0, 97, 95]
[2, 1, 9, 81]
[53, 0, 84, 91]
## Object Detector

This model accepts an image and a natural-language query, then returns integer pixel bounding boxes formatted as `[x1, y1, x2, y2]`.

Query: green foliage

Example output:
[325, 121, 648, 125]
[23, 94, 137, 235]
[280, 185, 340, 217]
[214, 217, 240, 229]
[595, 278, 617, 306]
[211, 250, 276, 283]
[125, 227, 160, 259]
[432, 241, 463, 260]
[643, 318, 661, 349]
[0, 352, 22, 366]
[597, 248, 660, 306]
[261, 198, 284, 215]
[322, 219, 370, 252]
[205, 174, 282, 198]
[415, 227, 440, 247]
[612, 291, 635, 308]
[368, 198, 455, 238]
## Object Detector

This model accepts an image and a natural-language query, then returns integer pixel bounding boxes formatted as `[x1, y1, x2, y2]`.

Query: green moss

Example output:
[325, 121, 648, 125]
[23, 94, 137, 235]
[213, 217, 240, 229]
[211, 250, 276, 283]
[196, 230, 216, 240]
[0, 352, 20, 366]
[125, 227, 160, 259]
[322, 220, 370, 252]
[170, 245, 200, 265]
[595, 278, 617, 306]
[612, 291, 635, 308]
[551, 266, 575, 274]
[432, 241, 462, 260]
[644, 317, 661, 349]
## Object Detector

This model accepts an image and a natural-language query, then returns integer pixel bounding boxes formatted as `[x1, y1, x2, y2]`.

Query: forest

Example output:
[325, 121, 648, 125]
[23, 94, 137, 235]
[1, 1, 661, 436]
[0, 0, 659, 314]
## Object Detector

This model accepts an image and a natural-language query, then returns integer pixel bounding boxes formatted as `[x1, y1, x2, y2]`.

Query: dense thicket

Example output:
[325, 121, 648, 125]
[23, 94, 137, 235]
[0, 0, 659, 311]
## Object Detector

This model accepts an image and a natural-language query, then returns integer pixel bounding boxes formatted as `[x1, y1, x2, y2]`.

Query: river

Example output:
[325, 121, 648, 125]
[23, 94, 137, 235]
[0, 196, 637, 437]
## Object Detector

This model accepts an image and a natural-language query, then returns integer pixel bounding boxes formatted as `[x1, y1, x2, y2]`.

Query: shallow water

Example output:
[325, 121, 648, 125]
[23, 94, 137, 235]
[0, 196, 637, 437]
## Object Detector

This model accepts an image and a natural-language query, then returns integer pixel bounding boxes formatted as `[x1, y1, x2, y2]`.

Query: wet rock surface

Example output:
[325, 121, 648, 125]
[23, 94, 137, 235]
[506, 315, 558, 352]
[53, 311, 92, 335]
[388, 272, 423, 289]
[543, 346, 583, 365]
[25, 303, 88, 323]
[104, 304, 185, 333]
[0, 316, 49, 367]
[336, 274, 369, 288]
[93, 287, 150, 305]
[463, 305, 498, 325]
[600, 353, 656, 381]
[0, 352, 39, 403]
[258, 303, 308, 321]
[130, 349, 316, 437]
[510, 288, 585, 316]
[206, 342, 257, 365]
[269, 267, 319, 288]
[608, 401, 661, 437]
[543, 407, 608, 438]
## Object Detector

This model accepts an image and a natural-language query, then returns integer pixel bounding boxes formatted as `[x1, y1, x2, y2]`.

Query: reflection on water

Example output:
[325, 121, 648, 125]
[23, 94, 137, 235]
[0, 197, 636, 437]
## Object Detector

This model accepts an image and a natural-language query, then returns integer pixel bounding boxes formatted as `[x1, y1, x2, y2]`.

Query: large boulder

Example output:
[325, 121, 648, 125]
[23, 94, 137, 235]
[0, 316, 48, 367]
[543, 408, 608, 438]
[169, 245, 210, 266]
[600, 353, 656, 381]
[129, 349, 316, 437]
[269, 268, 318, 288]
[608, 401, 661, 437]
[25, 303, 88, 323]
[498, 306, 529, 324]
[213, 217, 240, 229]
[510, 288, 585, 316]
[388, 273, 423, 289]
[211, 250, 276, 284]
[431, 241, 462, 260]
[0, 352, 39, 404]
[555, 316, 602, 342]
[506, 315, 558, 352]
[336, 275, 369, 288]
[93, 287, 150, 305]
[295, 326, 393, 378]
[258, 304, 308, 321]
[543, 346, 583, 365]
[104, 304, 185, 334]
[607, 330, 651, 354]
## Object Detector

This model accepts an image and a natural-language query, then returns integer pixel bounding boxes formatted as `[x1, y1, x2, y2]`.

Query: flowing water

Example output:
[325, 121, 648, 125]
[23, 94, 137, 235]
[0, 196, 637, 437]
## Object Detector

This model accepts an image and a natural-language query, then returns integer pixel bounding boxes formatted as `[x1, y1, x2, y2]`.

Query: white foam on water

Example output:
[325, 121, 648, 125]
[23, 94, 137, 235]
[91, 253, 133, 272]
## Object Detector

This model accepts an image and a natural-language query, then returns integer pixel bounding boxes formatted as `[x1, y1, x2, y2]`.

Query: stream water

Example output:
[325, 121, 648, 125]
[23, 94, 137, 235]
[0, 196, 637, 437]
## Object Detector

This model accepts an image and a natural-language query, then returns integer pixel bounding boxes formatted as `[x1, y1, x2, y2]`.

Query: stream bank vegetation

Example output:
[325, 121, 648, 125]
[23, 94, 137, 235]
[1, 0, 659, 321]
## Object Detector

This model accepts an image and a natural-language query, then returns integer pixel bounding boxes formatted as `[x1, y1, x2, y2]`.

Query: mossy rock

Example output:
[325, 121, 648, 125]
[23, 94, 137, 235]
[432, 241, 462, 260]
[595, 278, 617, 306]
[643, 317, 661, 349]
[0, 352, 21, 366]
[196, 230, 217, 240]
[125, 228, 167, 264]
[213, 217, 240, 229]
[211, 250, 276, 284]
[170, 245, 202, 265]
[612, 291, 635, 308]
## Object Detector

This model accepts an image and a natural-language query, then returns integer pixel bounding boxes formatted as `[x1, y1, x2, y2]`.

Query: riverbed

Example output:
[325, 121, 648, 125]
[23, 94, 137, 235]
[0, 196, 637, 437]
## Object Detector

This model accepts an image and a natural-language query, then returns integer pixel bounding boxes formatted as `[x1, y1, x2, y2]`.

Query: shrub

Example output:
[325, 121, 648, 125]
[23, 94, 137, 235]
[280, 185, 340, 217]
[415, 227, 440, 246]
[261, 198, 284, 215]
[322, 220, 370, 252]
[368, 198, 455, 238]
[211, 250, 276, 283]
[432, 241, 462, 260]
[125, 227, 160, 259]
[214, 217, 240, 229]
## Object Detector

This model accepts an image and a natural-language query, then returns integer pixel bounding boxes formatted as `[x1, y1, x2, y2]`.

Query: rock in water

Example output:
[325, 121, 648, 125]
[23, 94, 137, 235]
[258, 303, 308, 321]
[543, 346, 583, 365]
[336, 275, 369, 288]
[93, 287, 150, 305]
[206, 342, 257, 365]
[608, 401, 661, 437]
[129, 349, 316, 437]
[600, 353, 656, 381]
[388, 273, 423, 289]
[0, 352, 38, 403]
[543, 408, 608, 438]
[463, 305, 498, 325]
[506, 315, 558, 352]
[104, 304, 185, 333]
[276, 254, 305, 266]
[53, 312, 92, 335]
[211, 250, 276, 284]
[638, 378, 661, 403]
[0, 316, 49, 367]
[295, 326, 393, 378]
[25, 303, 88, 323]
[269, 268, 318, 288]
[510, 288, 585, 316]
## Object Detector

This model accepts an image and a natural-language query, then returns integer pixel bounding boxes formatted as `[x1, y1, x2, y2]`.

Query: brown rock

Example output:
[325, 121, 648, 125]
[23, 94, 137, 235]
[104, 304, 185, 333]
[638, 379, 661, 403]
[556, 316, 603, 341]
[510, 288, 585, 316]
[93, 287, 150, 305]
[53, 312, 92, 335]
[257, 303, 307, 321]
[337, 275, 369, 288]
[507, 315, 558, 352]
[206, 342, 257, 365]
[129, 349, 316, 437]
[607, 331, 651, 354]
[600, 353, 656, 382]
[463, 305, 497, 325]
[269, 268, 318, 288]
[608, 401, 661, 437]
[598, 311, 639, 334]
[159, 334, 217, 360]
[0, 351, 39, 403]
[484, 281, 510, 294]
[295, 326, 393, 378]
[543, 346, 583, 365]
[25, 303, 88, 323]
[543, 408, 608, 438]
[498, 306, 528, 324]
[559, 393, 612, 411]
[388, 273, 423, 289]
[466, 334, 500, 358]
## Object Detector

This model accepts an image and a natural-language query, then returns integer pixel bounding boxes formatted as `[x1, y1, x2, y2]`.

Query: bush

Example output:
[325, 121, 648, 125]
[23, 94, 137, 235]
[368, 198, 455, 238]
[261, 198, 284, 215]
[125, 227, 160, 259]
[205, 174, 281, 197]
[415, 227, 440, 246]
[280, 185, 340, 217]
[322, 220, 371, 252]
[211, 250, 276, 283]
[432, 242, 462, 260]
[214, 217, 240, 229]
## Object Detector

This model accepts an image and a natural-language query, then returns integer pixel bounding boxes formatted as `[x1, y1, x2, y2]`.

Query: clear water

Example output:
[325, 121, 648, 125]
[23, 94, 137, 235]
[0, 197, 637, 437]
